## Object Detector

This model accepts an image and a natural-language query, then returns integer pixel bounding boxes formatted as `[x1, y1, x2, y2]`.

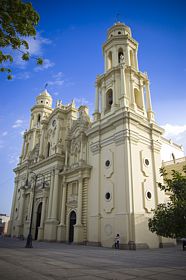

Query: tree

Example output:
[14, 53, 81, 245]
[0, 0, 43, 79]
[148, 166, 186, 239]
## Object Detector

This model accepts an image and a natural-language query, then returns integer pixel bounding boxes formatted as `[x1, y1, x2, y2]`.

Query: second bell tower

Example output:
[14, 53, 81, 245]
[94, 22, 154, 122]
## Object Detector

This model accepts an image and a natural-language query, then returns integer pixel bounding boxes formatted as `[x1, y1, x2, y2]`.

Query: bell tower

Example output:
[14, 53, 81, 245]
[30, 89, 53, 129]
[93, 22, 154, 122]
[19, 89, 53, 163]
[88, 22, 164, 249]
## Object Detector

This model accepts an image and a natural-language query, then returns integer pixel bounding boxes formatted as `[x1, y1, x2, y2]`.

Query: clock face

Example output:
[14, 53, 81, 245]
[52, 119, 56, 127]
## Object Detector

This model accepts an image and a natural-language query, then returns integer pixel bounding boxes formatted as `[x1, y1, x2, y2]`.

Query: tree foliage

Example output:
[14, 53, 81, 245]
[0, 0, 43, 79]
[148, 166, 186, 239]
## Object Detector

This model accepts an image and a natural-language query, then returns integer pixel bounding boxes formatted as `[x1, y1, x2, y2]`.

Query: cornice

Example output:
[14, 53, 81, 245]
[30, 154, 65, 171]
[61, 164, 92, 180]
[87, 109, 163, 140]
[102, 35, 138, 51]
[31, 105, 53, 113]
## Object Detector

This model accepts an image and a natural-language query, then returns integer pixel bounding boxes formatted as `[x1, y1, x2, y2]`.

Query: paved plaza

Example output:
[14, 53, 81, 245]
[0, 238, 185, 280]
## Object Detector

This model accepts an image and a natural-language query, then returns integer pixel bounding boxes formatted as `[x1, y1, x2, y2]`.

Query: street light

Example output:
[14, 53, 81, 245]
[25, 171, 46, 248]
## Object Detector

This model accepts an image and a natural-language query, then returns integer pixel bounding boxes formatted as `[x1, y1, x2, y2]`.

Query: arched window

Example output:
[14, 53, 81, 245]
[134, 88, 143, 109]
[130, 50, 135, 67]
[69, 211, 76, 243]
[106, 89, 113, 111]
[108, 51, 112, 70]
[47, 142, 50, 157]
[37, 114, 41, 127]
[118, 48, 124, 63]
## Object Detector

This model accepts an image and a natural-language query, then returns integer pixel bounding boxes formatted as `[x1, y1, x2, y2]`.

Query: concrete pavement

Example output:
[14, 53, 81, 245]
[0, 237, 185, 280]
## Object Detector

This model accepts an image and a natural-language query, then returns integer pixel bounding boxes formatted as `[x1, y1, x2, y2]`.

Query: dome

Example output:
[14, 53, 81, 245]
[36, 89, 52, 107]
[39, 89, 51, 97]
[107, 22, 132, 39]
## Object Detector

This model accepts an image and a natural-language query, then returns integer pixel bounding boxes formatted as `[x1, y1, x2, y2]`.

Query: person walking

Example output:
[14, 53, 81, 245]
[115, 233, 120, 249]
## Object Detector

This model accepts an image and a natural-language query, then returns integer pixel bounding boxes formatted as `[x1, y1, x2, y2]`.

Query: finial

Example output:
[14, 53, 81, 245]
[44, 83, 48, 90]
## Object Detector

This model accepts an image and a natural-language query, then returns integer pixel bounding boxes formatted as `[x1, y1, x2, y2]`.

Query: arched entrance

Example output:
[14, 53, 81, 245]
[35, 202, 42, 240]
[69, 211, 76, 243]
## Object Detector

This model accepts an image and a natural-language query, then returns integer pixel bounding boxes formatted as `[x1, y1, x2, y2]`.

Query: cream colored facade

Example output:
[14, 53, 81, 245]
[9, 22, 184, 248]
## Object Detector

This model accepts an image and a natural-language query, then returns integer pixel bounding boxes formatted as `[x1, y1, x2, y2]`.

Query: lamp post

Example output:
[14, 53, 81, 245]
[25, 171, 46, 248]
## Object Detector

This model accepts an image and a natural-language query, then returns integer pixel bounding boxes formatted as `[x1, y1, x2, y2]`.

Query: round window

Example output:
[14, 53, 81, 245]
[146, 191, 152, 200]
[145, 158, 150, 166]
[105, 192, 111, 200]
[105, 160, 110, 167]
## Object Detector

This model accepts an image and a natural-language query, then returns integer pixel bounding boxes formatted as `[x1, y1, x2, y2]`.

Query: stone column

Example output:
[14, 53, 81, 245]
[77, 178, 83, 226]
[44, 169, 59, 241]
[104, 52, 107, 72]
[74, 178, 84, 243]
[47, 170, 54, 219]
[101, 83, 106, 117]
[55, 119, 62, 154]
[37, 191, 47, 240]
[60, 183, 67, 225]
[8, 179, 18, 236]
[57, 182, 67, 241]
[79, 133, 84, 165]
[139, 82, 145, 112]
[50, 170, 59, 220]
[93, 81, 101, 121]
[146, 81, 154, 121]
[31, 129, 36, 150]
[39, 127, 45, 160]
[130, 75, 136, 109]
[112, 78, 117, 109]
[17, 188, 25, 236]
[119, 63, 129, 107]
[135, 50, 139, 70]
[19, 136, 26, 163]
[28, 191, 33, 221]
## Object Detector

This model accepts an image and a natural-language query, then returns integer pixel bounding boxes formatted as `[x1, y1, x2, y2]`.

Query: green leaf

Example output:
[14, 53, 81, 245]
[7, 74, 12, 80]
[22, 52, 30, 61]
[37, 58, 43, 65]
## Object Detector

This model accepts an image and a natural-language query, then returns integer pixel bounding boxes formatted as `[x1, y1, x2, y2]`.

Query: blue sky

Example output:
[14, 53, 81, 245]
[0, 0, 186, 215]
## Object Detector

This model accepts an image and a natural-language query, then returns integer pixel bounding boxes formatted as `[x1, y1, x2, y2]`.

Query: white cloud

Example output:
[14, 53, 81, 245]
[14, 72, 30, 80]
[52, 92, 59, 96]
[161, 123, 186, 137]
[48, 80, 64, 86]
[161, 123, 186, 152]
[11, 34, 52, 69]
[12, 119, 23, 128]
[34, 58, 55, 72]
[25, 34, 52, 56]
[53, 72, 64, 79]
[2, 131, 8, 136]
[47, 71, 64, 86]
[74, 97, 90, 106]
[8, 153, 19, 165]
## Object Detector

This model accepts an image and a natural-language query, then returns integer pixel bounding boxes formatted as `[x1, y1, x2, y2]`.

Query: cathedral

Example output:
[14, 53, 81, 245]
[9, 22, 184, 248]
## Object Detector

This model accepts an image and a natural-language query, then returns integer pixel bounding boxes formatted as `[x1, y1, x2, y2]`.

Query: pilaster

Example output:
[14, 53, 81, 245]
[119, 63, 129, 108]
[57, 182, 67, 242]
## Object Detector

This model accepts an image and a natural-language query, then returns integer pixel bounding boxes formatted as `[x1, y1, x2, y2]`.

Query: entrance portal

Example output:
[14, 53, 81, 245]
[69, 211, 76, 243]
[35, 202, 42, 240]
